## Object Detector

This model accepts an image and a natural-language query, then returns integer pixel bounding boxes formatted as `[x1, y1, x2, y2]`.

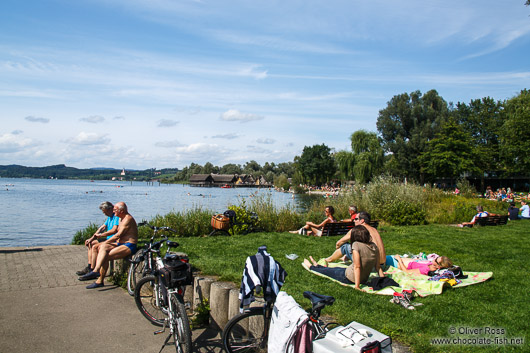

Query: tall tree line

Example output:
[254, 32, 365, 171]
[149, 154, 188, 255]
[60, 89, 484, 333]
[336, 89, 530, 185]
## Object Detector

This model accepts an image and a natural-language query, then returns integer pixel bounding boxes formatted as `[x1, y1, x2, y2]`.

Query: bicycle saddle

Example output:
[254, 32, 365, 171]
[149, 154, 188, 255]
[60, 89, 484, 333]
[303, 291, 335, 307]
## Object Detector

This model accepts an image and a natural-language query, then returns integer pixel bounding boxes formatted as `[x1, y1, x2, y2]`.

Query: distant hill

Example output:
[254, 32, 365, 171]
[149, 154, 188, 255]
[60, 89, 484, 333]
[0, 164, 178, 181]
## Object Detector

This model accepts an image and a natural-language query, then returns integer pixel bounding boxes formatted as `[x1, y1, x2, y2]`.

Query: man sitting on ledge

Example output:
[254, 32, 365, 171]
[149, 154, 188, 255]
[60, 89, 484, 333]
[79, 201, 138, 289]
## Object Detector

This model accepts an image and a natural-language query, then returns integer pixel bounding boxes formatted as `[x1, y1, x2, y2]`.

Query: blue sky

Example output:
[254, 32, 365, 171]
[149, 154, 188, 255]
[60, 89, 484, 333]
[1, 0, 529, 170]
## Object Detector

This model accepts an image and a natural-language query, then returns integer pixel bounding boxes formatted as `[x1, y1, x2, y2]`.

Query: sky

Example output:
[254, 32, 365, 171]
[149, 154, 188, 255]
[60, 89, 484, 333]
[1, 0, 529, 170]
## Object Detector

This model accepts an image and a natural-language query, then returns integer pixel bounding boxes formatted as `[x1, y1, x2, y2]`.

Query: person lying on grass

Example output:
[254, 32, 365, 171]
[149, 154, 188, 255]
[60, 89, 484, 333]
[303, 225, 385, 292]
[289, 205, 336, 236]
[393, 254, 452, 275]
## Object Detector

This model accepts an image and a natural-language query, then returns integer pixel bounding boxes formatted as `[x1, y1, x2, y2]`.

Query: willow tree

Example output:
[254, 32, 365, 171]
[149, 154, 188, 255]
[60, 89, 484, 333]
[351, 130, 385, 184]
[334, 150, 355, 181]
[335, 130, 384, 184]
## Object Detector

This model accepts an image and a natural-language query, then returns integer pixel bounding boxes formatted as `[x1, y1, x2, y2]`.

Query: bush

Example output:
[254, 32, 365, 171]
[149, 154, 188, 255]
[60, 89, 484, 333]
[71, 223, 99, 245]
[148, 207, 213, 238]
[381, 199, 427, 225]
[456, 178, 477, 197]
[292, 185, 307, 194]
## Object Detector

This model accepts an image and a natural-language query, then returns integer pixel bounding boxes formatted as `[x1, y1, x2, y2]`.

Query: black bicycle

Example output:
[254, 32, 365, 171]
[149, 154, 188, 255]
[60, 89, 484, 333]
[133, 233, 193, 353]
[222, 290, 337, 353]
[127, 222, 178, 296]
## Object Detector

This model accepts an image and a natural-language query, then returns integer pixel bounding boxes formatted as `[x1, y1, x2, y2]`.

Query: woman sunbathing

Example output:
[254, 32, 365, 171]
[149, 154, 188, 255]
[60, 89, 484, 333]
[303, 225, 384, 291]
[393, 254, 452, 275]
[290, 205, 336, 236]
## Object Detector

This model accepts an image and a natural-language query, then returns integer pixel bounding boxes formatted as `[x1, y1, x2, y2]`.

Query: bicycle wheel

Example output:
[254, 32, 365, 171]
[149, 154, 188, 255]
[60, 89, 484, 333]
[222, 310, 267, 353]
[127, 252, 145, 296]
[134, 275, 168, 326]
[170, 293, 192, 353]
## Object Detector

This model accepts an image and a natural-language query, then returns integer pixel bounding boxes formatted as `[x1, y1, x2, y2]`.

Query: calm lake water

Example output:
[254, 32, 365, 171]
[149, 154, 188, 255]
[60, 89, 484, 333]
[0, 178, 299, 247]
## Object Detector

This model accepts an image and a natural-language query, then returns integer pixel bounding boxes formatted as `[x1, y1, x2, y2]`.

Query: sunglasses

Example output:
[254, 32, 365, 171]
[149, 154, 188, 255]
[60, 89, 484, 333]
[354, 218, 359, 221]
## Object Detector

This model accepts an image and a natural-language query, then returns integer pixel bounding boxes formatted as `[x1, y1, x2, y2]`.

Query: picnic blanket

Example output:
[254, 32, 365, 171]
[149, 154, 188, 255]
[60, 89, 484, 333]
[302, 259, 492, 297]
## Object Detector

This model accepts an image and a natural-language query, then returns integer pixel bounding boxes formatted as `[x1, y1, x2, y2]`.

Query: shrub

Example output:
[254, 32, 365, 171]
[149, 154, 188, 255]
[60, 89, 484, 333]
[148, 207, 213, 238]
[456, 178, 477, 197]
[293, 185, 307, 194]
[71, 223, 99, 245]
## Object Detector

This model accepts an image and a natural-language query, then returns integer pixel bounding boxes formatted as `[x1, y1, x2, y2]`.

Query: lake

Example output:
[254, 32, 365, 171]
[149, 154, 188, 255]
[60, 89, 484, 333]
[0, 178, 300, 247]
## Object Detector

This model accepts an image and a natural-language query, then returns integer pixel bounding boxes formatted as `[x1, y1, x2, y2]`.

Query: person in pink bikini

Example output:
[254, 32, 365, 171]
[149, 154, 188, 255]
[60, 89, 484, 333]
[394, 254, 452, 275]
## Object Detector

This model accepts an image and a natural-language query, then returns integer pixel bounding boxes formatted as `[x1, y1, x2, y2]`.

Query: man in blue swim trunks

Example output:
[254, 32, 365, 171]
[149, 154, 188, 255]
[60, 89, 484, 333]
[79, 202, 138, 289]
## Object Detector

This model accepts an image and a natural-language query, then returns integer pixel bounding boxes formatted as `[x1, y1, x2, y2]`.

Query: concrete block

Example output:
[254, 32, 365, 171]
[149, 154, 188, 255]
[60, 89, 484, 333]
[249, 297, 265, 337]
[193, 277, 215, 311]
[228, 288, 240, 322]
[209, 281, 236, 330]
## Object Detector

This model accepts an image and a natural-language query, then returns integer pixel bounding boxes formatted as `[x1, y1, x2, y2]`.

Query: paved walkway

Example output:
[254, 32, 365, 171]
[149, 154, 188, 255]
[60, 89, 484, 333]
[0, 245, 222, 353]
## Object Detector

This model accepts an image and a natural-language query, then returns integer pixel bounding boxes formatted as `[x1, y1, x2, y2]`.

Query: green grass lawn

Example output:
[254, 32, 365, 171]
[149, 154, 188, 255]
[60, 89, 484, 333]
[173, 222, 529, 353]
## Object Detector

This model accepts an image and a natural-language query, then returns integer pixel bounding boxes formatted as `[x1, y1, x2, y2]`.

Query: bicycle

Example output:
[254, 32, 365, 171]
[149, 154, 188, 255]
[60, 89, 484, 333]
[127, 221, 178, 296]
[222, 290, 337, 353]
[133, 232, 193, 352]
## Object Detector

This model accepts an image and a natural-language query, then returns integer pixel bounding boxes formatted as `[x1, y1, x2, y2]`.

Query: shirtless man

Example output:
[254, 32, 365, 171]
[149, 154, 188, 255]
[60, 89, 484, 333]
[323, 211, 386, 267]
[79, 202, 138, 289]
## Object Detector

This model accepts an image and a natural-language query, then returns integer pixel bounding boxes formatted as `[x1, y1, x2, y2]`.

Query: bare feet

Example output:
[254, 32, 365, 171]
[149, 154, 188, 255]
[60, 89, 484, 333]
[303, 259, 312, 268]
[309, 256, 319, 267]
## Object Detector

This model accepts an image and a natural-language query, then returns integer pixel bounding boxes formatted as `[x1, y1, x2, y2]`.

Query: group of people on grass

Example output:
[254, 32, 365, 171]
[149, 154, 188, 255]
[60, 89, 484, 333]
[484, 186, 530, 203]
[293, 205, 453, 292]
[76, 201, 138, 289]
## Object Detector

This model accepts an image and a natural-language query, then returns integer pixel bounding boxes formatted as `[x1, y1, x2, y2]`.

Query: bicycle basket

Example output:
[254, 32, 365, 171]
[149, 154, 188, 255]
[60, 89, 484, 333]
[211, 214, 230, 230]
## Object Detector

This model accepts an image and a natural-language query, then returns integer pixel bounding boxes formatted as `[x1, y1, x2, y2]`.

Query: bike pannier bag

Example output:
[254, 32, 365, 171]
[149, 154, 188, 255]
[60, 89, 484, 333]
[160, 256, 193, 287]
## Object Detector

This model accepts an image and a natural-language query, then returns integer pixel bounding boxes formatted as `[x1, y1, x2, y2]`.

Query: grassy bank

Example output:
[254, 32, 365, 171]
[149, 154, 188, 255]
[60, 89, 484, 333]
[173, 222, 527, 353]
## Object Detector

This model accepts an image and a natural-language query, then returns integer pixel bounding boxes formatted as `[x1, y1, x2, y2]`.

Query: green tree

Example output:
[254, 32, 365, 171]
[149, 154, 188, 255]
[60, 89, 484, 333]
[350, 130, 384, 184]
[276, 162, 295, 176]
[500, 89, 530, 175]
[334, 130, 384, 184]
[377, 89, 449, 182]
[202, 162, 219, 174]
[420, 118, 476, 182]
[454, 97, 504, 188]
[243, 160, 261, 175]
[334, 150, 355, 181]
[295, 144, 336, 185]
[220, 163, 242, 174]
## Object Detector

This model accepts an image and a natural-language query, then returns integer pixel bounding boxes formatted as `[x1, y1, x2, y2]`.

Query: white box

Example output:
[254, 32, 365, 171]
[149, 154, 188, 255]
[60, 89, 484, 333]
[313, 321, 392, 353]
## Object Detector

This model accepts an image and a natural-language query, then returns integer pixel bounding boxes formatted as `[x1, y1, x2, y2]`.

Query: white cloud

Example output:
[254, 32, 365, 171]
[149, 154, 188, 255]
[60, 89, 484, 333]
[11, 130, 23, 135]
[256, 138, 275, 145]
[25, 116, 49, 123]
[157, 119, 179, 127]
[0, 133, 41, 153]
[113, 116, 125, 120]
[80, 115, 105, 123]
[155, 140, 184, 148]
[220, 109, 264, 123]
[211, 133, 239, 140]
[68, 132, 110, 146]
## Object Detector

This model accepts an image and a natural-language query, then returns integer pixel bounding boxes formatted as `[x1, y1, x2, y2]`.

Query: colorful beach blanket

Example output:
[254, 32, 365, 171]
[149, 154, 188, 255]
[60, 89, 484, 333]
[302, 259, 492, 297]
